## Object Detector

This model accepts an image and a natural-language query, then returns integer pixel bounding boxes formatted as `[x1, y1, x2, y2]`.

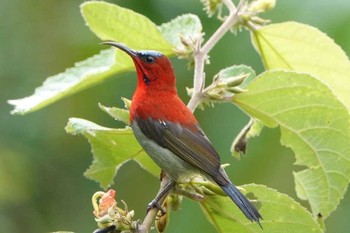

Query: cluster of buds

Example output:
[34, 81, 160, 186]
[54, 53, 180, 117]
[92, 190, 137, 233]
[200, 0, 223, 18]
[174, 173, 230, 201]
[204, 71, 247, 101]
[239, 0, 276, 28]
[201, 0, 276, 31]
[187, 69, 249, 109]
[175, 33, 208, 69]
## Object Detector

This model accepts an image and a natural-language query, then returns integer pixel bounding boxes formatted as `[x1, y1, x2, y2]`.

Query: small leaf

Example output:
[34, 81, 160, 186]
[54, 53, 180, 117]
[65, 118, 159, 188]
[217, 65, 256, 88]
[81, 1, 173, 53]
[200, 65, 256, 104]
[233, 70, 350, 219]
[200, 184, 323, 233]
[252, 21, 350, 111]
[159, 14, 202, 50]
[99, 103, 130, 125]
[121, 97, 131, 110]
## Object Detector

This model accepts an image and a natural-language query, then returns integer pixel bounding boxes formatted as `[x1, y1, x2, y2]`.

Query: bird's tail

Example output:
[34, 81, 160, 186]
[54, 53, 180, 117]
[221, 183, 262, 227]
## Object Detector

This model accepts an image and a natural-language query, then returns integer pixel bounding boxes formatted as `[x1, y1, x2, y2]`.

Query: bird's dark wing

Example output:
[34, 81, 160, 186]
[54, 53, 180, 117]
[135, 118, 229, 185]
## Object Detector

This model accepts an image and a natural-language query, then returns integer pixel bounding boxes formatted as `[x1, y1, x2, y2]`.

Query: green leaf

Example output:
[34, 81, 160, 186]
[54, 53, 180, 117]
[99, 103, 130, 125]
[8, 49, 120, 115]
[200, 184, 323, 233]
[81, 1, 173, 53]
[252, 21, 350, 111]
[216, 65, 256, 88]
[9, 2, 202, 115]
[159, 13, 202, 50]
[65, 118, 159, 189]
[233, 70, 350, 219]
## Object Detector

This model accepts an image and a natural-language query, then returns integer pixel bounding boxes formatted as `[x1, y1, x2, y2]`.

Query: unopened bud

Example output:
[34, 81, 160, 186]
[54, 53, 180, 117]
[201, 0, 223, 17]
[249, 0, 276, 13]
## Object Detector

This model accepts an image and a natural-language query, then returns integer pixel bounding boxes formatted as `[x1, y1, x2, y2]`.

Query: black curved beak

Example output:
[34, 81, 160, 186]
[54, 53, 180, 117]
[101, 41, 137, 58]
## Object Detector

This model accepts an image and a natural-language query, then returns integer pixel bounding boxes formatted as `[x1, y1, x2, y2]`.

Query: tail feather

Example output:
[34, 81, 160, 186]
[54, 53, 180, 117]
[221, 183, 262, 227]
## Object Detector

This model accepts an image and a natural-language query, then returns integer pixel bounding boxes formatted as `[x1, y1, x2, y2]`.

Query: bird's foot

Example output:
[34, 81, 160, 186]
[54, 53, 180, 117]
[147, 199, 166, 218]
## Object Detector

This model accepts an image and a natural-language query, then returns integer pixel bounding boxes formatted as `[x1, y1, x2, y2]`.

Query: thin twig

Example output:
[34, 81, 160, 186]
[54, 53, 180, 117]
[187, 0, 244, 111]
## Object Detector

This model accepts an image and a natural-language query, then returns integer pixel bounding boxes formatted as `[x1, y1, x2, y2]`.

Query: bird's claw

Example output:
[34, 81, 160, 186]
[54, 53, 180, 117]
[147, 200, 166, 217]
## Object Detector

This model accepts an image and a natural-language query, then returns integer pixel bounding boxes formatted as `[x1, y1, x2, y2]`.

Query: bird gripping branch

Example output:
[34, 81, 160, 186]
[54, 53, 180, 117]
[103, 41, 262, 227]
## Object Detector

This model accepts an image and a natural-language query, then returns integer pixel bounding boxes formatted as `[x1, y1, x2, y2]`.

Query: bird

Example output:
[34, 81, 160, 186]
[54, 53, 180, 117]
[102, 41, 262, 226]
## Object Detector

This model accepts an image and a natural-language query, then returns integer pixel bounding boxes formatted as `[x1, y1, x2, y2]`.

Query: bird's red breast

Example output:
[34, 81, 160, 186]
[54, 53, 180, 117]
[130, 89, 198, 131]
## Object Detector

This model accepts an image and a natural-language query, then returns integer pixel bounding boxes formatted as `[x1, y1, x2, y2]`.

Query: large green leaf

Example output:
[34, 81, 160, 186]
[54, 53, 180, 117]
[8, 1, 202, 115]
[81, 1, 172, 53]
[65, 118, 159, 189]
[233, 70, 350, 219]
[200, 184, 323, 233]
[252, 21, 350, 111]
[8, 49, 120, 115]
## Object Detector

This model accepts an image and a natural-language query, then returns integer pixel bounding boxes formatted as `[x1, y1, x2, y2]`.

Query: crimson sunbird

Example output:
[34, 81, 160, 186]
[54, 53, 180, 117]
[103, 42, 262, 225]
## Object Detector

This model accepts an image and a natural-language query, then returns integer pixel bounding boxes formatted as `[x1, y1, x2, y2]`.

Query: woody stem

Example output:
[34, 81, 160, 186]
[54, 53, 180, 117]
[187, 0, 243, 112]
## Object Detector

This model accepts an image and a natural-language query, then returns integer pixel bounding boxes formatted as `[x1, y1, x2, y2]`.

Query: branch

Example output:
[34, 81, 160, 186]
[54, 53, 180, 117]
[136, 174, 172, 233]
[187, 0, 244, 111]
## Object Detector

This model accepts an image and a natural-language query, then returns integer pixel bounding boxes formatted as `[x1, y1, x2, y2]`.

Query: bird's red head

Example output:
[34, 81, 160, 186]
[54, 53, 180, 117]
[103, 41, 197, 126]
[102, 42, 177, 94]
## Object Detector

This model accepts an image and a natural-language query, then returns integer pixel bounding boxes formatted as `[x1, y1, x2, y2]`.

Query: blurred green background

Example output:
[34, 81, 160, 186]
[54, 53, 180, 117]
[1, 0, 349, 232]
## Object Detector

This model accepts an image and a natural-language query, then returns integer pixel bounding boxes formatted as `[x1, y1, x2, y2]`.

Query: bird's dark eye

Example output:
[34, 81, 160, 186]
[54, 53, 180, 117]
[143, 55, 155, 64]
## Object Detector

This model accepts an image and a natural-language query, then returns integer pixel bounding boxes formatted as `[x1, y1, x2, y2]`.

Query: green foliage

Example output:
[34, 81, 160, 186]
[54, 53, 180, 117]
[8, 1, 350, 233]
[234, 70, 350, 219]
[200, 184, 322, 233]
[252, 22, 350, 111]
[65, 117, 159, 189]
[8, 2, 202, 115]
[81, 1, 172, 52]
[159, 14, 202, 50]
[99, 102, 130, 125]
[197, 65, 256, 104]
[8, 49, 117, 115]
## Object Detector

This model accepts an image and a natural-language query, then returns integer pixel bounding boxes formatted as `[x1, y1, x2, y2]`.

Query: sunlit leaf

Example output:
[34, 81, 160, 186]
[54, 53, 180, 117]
[233, 70, 350, 219]
[200, 184, 323, 233]
[8, 49, 119, 115]
[252, 21, 350, 111]
[65, 118, 159, 189]
[81, 1, 173, 53]
[8, 2, 202, 115]
[99, 103, 130, 125]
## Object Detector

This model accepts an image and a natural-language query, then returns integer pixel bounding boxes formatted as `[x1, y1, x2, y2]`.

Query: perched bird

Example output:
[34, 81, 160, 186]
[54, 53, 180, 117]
[103, 42, 262, 225]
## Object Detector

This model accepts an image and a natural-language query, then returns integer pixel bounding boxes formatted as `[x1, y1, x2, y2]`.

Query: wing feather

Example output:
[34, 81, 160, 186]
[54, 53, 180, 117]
[135, 118, 229, 185]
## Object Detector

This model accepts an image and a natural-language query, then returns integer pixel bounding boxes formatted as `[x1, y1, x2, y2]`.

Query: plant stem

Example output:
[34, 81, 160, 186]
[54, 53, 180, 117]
[136, 174, 172, 233]
[187, 0, 243, 112]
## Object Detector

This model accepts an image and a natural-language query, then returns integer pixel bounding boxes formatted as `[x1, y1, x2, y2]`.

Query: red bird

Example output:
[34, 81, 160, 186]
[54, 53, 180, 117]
[103, 42, 262, 225]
